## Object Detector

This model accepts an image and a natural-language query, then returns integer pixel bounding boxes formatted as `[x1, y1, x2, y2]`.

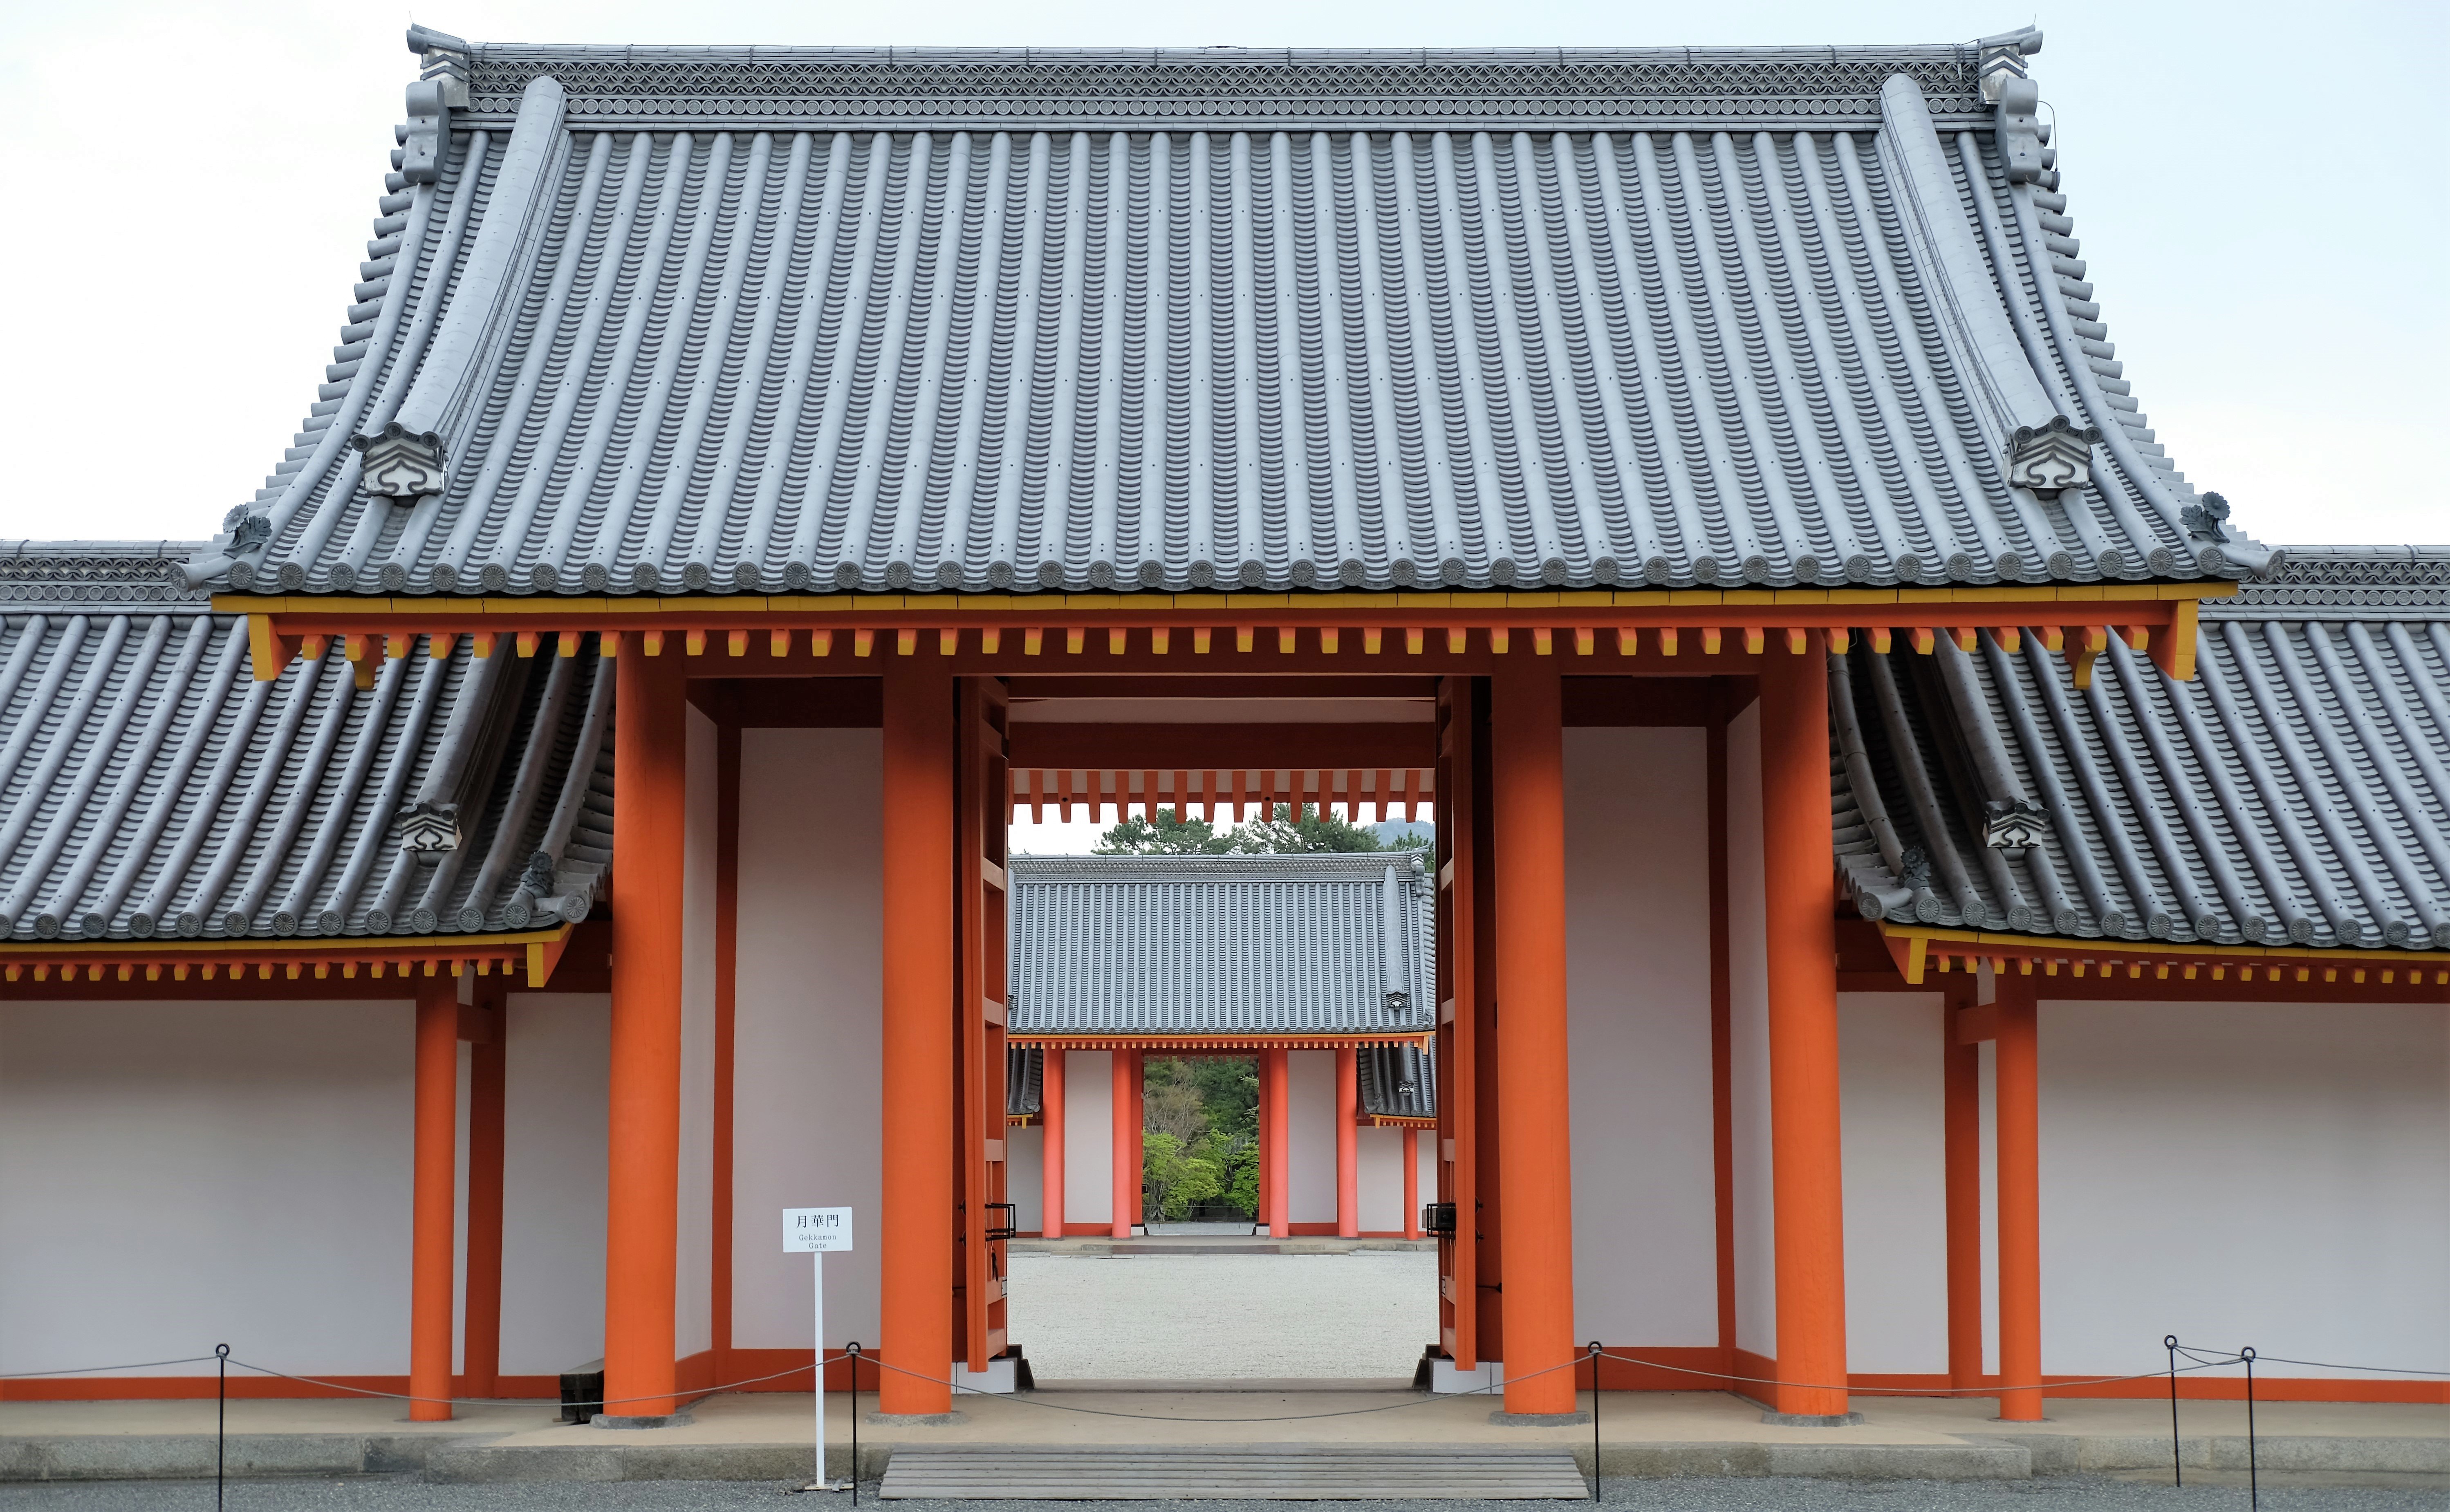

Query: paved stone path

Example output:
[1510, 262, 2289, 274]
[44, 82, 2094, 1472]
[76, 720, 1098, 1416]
[1005, 1250, 1439, 1382]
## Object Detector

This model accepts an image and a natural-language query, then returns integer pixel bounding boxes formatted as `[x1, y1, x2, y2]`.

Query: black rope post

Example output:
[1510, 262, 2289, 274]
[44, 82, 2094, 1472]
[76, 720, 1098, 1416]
[2242, 1346, 2257, 1511]
[2164, 1335, 2182, 1486]
[214, 1342, 229, 1512]
[846, 1341, 862, 1505]
[1587, 1341, 1603, 1503]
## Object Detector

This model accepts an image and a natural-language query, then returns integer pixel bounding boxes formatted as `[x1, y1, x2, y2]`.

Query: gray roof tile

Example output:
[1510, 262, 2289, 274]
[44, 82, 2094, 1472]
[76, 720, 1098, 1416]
[184, 29, 2278, 597]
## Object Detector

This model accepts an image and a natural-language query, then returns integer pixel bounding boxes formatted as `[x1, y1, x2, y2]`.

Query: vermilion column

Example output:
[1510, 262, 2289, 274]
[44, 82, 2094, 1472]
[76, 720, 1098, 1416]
[606, 647, 687, 1422]
[1262, 1048, 1290, 1238]
[1760, 635, 1850, 1420]
[409, 977, 458, 1422]
[880, 661, 955, 1415]
[1490, 663, 1575, 1417]
[1111, 1050, 1135, 1239]
[1040, 1050, 1066, 1239]
[1995, 978, 2044, 1421]
[1942, 988, 1984, 1396]
[1335, 1045, 1360, 1238]
[463, 995, 508, 1401]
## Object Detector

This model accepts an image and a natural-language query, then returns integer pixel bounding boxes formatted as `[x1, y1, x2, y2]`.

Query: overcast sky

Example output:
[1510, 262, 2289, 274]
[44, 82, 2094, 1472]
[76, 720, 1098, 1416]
[0, 1, 2436, 549]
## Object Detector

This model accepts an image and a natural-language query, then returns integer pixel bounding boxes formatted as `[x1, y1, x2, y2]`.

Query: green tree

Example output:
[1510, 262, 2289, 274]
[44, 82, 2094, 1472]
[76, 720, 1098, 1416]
[1096, 804, 1431, 856]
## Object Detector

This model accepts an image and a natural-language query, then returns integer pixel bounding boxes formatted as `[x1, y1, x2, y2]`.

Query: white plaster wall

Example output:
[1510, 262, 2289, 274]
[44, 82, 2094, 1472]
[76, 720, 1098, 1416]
[1063, 1051, 1114, 1228]
[1356, 1125, 1403, 1232]
[1007, 1124, 1043, 1233]
[1564, 726, 1718, 1347]
[1417, 1129, 1438, 1231]
[500, 993, 611, 1375]
[679, 704, 717, 1359]
[1725, 704, 1775, 1358]
[1287, 1050, 1336, 1224]
[2037, 999, 2450, 1376]
[0, 999, 414, 1374]
[1836, 992, 1947, 1375]
[732, 728, 884, 1351]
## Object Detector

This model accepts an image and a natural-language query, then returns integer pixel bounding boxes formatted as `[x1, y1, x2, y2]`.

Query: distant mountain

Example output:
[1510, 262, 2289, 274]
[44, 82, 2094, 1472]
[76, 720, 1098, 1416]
[1373, 821, 1434, 849]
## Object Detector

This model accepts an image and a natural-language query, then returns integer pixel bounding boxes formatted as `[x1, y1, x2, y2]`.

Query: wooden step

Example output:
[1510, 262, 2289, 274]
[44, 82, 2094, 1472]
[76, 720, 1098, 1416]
[880, 1444, 1589, 1499]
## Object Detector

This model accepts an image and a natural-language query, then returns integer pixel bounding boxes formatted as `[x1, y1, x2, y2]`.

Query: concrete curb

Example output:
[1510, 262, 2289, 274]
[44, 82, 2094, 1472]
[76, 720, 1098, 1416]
[6, 1431, 2442, 1484]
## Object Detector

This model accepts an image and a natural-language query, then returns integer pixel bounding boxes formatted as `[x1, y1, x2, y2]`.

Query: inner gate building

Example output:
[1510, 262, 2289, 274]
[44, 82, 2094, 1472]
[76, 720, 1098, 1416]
[1, 24, 2444, 1429]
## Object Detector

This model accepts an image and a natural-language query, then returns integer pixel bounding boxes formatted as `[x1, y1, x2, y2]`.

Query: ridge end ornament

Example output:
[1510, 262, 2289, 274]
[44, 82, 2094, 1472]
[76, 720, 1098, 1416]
[2006, 414, 2101, 496]
[1983, 797, 2049, 856]
[396, 799, 461, 853]
[352, 421, 447, 502]
[2182, 491, 2232, 543]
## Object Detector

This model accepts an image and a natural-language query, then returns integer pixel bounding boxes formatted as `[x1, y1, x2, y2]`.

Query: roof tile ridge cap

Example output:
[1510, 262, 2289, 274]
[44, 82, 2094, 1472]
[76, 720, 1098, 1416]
[358, 74, 569, 496]
[1993, 132, 2281, 583]
[1876, 74, 2062, 454]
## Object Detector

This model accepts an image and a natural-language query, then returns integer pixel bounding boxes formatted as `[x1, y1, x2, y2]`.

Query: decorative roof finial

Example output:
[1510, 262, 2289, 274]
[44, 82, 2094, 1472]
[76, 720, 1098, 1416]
[2182, 492, 2232, 543]
[1897, 845, 1933, 893]
[1975, 26, 2044, 104]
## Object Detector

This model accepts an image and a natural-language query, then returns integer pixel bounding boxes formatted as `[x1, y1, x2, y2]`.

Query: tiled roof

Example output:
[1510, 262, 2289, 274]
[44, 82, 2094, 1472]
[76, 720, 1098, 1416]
[182, 26, 2278, 598]
[1834, 549, 2450, 952]
[1007, 852, 1435, 1035]
[1359, 1041, 1437, 1120]
[0, 548, 610, 943]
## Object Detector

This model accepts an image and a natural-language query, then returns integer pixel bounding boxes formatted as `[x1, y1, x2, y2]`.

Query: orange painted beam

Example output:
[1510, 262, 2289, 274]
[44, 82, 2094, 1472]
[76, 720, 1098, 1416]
[879, 660, 955, 1414]
[1335, 1044, 1360, 1240]
[1007, 724, 1432, 771]
[1994, 977, 2044, 1422]
[1262, 1048, 1290, 1239]
[1040, 1049, 1066, 1239]
[462, 988, 508, 1402]
[1111, 1050, 1135, 1240]
[1759, 634, 1851, 1421]
[1402, 1126, 1421, 1241]
[409, 977, 458, 1422]
[1942, 986, 1983, 1396]
[1490, 663, 1575, 1416]
[605, 649, 688, 1422]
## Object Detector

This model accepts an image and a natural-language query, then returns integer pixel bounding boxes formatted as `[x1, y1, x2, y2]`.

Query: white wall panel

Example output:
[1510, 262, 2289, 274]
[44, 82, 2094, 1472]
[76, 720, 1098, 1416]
[678, 704, 716, 1358]
[500, 993, 610, 1375]
[732, 729, 883, 1351]
[1357, 1125, 1403, 1233]
[2037, 999, 2450, 1376]
[1836, 992, 1947, 1375]
[1564, 726, 1718, 1347]
[0, 999, 414, 1375]
[1007, 1125, 1043, 1233]
[1726, 704, 1775, 1358]
[1287, 1050, 1336, 1224]
[1063, 1052, 1114, 1227]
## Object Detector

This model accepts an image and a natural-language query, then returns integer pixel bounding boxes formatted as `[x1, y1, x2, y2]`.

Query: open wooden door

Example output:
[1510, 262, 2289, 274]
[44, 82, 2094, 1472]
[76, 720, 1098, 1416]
[955, 677, 1012, 1372]
[1435, 677, 1501, 1369]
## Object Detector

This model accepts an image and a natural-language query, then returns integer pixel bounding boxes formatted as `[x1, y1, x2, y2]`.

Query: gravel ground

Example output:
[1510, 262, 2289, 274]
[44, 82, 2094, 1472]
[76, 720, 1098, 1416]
[1005, 1252, 1438, 1381]
[3, 1476, 2442, 1510]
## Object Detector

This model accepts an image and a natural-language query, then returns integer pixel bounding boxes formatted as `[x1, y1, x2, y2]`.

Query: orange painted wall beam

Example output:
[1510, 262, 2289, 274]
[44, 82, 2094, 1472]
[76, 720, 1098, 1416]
[408, 977, 458, 1422]
[1942, 987, 1984, 1396]
[1758, 636, 1852, 1421]
[1401, 1126, 1421, 1240]
[1262, 1048, 1290, 1239]
[462, 990, 508, 1402]
[1489, 663, 1576, 1417]
[1111, 1050, 1136, 1240]
[1995, 978, 2044, 1422]
[878, 661, 955, 1415]
[605, 650, 688, 1422]
[1040, 1049, 1066, 1239]
[1335, 1045, 1360, 1239]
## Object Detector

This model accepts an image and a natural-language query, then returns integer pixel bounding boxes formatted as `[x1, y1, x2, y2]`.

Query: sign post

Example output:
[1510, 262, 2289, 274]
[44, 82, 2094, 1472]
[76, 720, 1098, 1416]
[782, 1207, 854, 1493]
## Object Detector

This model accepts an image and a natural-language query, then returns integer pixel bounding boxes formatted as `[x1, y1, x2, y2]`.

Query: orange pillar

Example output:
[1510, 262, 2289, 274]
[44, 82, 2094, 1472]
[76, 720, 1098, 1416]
[1262, 1047, 1290, 1238]
[1490, 663, 1575, 1416]
[605, 647, 687, 1422]
[1942, 987, 1984, 1396]
[409, 977, 458, 1422]
[1111, 1050, 1135, 1239]
[879, 661, 954, 1415]
[463, 1000, 507, 1401]
[1130, 1051, 1147, 1226]
[1402, 1126, 1421, 1240]
[1335, 1046, 1360, 1238]
[1040, 1050, 1066, 1239]
[1995, 978, 2044, 1421]
[1759, 635, 1851, 1421]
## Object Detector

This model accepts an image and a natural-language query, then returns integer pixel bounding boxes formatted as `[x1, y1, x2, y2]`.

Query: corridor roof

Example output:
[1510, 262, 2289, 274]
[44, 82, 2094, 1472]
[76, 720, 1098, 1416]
[177, 25, 2279, 599]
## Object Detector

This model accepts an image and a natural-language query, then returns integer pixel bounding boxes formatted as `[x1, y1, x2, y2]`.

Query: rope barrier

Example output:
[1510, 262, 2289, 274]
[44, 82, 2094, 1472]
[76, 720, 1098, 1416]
[0, 1354, 220, 1379]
